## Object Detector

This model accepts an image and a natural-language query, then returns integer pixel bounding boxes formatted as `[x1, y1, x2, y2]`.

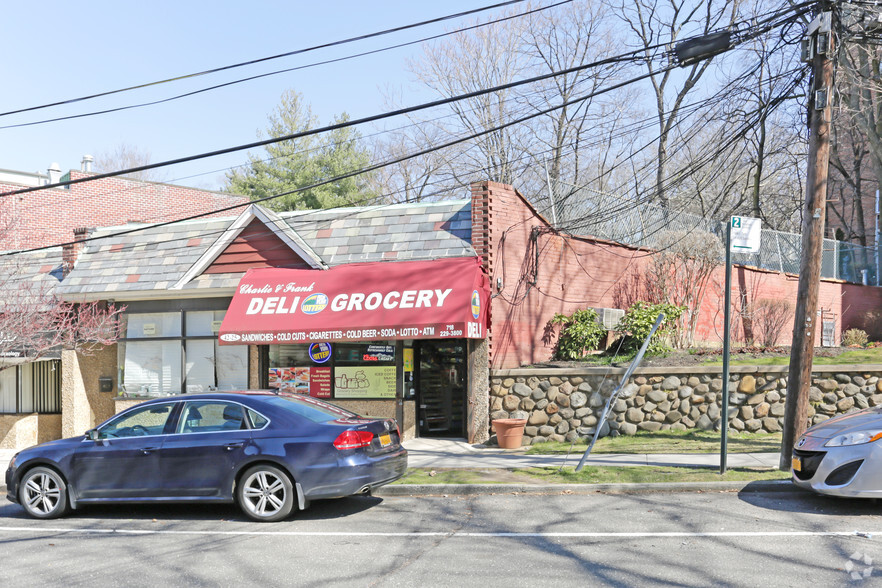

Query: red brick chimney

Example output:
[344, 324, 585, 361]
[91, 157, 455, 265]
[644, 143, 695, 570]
[62, 227, 91, 277]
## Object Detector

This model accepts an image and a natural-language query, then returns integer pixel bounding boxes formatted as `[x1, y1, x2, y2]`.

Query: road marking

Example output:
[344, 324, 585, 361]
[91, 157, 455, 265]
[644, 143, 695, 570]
[0, 526, 876, 539]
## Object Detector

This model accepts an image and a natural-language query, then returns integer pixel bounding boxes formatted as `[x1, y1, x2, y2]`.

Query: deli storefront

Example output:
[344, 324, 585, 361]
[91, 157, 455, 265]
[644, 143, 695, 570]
[218, 257, 490, 441]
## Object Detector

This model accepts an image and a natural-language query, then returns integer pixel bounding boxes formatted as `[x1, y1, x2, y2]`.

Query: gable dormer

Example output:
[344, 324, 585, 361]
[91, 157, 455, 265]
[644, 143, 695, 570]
[170, 204, 326, 290]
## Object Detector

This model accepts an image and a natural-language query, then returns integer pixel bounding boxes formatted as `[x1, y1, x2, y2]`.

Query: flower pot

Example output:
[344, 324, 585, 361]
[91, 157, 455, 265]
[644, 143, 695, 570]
[492, 418, 527, 449]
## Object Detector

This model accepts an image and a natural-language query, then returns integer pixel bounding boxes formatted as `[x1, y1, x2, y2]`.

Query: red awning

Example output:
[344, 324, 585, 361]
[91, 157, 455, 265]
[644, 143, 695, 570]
[219, 257, 489, 345]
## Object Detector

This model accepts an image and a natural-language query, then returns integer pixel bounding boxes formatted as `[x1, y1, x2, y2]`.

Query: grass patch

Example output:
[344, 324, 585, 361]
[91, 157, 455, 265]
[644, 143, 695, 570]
[525, 429, 783, 455]
[392, 467, 790, 485]
[698, 346, 882, 366]
[814, 347, 882, 365]
[394, 469, 505, 485]
[523, 466, 790, 484]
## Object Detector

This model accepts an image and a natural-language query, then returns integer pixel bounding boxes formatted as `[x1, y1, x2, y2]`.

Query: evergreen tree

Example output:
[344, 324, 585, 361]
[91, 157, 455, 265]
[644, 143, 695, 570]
[225, 90, 376, 210]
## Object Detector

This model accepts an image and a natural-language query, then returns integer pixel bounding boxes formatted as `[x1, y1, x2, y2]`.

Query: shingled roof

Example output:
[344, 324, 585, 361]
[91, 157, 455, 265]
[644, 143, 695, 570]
[57, 199, 474, 301]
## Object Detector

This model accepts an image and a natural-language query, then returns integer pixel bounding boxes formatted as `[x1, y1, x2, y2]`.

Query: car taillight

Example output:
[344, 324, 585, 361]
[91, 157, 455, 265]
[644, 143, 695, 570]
[334, 430, 374, 450]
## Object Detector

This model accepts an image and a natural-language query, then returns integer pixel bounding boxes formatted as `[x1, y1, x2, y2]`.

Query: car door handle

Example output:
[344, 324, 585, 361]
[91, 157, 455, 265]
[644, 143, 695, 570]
[225, 442, 245, 451]
[141, 447, 159, 455]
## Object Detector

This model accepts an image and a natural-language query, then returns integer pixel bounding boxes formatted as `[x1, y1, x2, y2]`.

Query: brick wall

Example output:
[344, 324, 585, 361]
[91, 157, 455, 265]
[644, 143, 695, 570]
[0, 170, 248, 250]
[473, 181, 882, 369]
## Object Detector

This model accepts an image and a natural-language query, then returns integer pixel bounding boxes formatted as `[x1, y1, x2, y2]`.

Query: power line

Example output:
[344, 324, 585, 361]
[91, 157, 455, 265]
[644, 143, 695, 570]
[0, 0, 532, 119]
[1, 0, 578, 131]
[0, 46, 655, 199]
[2, 61, 678, 258]
[1, 0, 811, 259]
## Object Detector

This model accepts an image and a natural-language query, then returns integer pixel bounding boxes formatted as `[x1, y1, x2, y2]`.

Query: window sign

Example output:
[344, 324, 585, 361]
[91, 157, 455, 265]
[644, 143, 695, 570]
[310, 367, 332, 398]
[269, 366, 331, 398]
[334, 366, 396, 399]
[309, 342, 332, 363]
[363, 345, 395, 362]
[142, 323, 157, 336]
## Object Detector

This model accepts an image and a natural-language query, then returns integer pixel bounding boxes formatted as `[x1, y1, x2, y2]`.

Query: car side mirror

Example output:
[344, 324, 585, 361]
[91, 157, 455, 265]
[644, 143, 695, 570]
[86, 429, 100, 441]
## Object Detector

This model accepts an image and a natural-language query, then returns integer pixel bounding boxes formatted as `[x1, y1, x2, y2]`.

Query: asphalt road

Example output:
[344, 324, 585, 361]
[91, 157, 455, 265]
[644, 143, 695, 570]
[2, 488, 882, 587]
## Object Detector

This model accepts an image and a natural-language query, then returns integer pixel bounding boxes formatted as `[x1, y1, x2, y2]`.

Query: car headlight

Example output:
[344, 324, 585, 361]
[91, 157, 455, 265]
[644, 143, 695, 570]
[825, 430, 882, 447]
[9, 452, 18, 468]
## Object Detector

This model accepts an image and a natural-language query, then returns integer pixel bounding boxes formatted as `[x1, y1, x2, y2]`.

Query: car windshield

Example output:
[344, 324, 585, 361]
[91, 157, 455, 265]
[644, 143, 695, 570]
[264, 395, 359, 423]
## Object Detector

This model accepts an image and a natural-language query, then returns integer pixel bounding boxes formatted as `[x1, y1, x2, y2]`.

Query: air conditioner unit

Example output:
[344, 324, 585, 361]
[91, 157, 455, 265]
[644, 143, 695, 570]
[594, 308, 625, 330]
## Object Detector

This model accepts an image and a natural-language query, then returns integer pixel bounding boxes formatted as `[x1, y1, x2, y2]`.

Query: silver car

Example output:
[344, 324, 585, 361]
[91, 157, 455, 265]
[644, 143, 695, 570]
[792, 407, 882, 497]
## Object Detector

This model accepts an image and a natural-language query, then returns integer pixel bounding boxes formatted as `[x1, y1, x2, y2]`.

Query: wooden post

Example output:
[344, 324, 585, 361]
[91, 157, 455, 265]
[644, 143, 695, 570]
[780, 10, 834, 470]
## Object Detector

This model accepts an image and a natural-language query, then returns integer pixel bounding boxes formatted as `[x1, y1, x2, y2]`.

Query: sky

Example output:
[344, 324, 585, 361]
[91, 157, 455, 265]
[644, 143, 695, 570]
[0, 0, 501, 190]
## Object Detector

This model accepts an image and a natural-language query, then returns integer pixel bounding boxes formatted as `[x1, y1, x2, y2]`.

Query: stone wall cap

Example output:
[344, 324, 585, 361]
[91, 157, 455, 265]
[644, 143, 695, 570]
[494, 364, 882, 377]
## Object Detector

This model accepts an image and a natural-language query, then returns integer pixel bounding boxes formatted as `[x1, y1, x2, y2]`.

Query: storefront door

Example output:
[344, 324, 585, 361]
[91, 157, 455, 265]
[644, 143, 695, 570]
[416, 340, 466, 438]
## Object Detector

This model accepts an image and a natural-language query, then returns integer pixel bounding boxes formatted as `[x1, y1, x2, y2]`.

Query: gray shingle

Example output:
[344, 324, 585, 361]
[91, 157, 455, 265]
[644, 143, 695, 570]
[58, 199, 475, 299]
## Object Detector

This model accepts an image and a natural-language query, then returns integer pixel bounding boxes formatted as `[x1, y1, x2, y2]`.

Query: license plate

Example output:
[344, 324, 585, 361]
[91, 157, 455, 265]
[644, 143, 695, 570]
[792, 457, 801, 472]
[379, 433, 391, 447]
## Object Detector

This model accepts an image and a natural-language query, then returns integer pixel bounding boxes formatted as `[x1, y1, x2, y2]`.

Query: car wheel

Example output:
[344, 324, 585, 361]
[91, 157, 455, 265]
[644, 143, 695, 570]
[237, 465, 295, 522]
[19, 467, 70, 519]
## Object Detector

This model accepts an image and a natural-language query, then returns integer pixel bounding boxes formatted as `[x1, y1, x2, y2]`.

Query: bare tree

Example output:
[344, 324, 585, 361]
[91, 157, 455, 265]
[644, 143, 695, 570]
[606, 0, 742, 212]
[406, 7, 530, 189]
[0, 253, 123, 361]
[827, 5, 882, 261]
[644, 229, 723, 347]
[93, 143, 166, 182]
[376, 1, 629, 214]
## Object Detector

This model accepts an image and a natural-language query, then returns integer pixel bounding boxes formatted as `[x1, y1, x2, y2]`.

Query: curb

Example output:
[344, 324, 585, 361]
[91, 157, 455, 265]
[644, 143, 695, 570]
[375, 479, 798, 496]
[0, 481, 798, 503]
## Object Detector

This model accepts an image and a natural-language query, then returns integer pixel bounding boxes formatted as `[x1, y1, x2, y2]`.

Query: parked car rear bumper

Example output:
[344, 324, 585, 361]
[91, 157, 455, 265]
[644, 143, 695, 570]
[303, 447, 408, 499]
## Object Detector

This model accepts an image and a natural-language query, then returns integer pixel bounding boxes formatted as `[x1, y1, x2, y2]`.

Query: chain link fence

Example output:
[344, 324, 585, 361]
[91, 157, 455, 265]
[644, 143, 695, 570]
[556, 192, 880, 285]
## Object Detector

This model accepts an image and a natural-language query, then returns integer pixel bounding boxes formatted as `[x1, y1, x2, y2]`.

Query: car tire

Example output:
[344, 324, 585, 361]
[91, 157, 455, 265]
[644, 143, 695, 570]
[236, 464, 295, 522]
[19, 466, 70, 519]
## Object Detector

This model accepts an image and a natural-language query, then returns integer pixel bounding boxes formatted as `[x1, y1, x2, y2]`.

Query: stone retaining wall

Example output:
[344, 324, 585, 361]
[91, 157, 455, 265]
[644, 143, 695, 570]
[489, 365, 882, 446]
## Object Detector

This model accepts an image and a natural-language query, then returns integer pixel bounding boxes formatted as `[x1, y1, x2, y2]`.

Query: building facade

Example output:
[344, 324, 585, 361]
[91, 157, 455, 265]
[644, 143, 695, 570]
[0, 161, 248, 448]
[6, 178, 882, 450]
[56, 198, 490, 444]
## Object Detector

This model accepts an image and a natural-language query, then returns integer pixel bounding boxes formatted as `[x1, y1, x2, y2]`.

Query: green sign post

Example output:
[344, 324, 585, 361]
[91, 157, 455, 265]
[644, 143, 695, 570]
[722, 216, 761, 473]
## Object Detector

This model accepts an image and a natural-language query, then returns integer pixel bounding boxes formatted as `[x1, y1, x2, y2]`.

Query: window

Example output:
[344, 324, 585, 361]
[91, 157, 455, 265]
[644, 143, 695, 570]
[0, 360, 61, 414]
[98, 403, 174, 438]
[178, 401, 246, 434]
[119, 308, 248, 397]
[265, 395, 358, 423]
[267, 341, 398, 400]
[247, 409, 269, 429]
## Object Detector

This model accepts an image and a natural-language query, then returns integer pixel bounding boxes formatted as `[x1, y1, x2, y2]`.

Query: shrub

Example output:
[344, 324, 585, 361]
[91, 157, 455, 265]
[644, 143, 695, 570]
[549, 308, 606, 359]
[617, 301, 686, 355]
[751, 298, 793, 348]
[842, 328, 869, 348]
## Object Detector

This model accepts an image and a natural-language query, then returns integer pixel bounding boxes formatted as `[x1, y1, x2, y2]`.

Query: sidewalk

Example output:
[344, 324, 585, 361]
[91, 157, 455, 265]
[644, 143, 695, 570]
[1, 449, 12, 477]
[402, 438, 780, 469]
[0, 440, 790, 496]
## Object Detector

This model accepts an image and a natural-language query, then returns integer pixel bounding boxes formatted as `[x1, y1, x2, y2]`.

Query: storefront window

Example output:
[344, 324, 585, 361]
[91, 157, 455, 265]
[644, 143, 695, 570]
[120, 309, 247, 397]
[126, 312, 181, 338]
[0, 360, 62, 414]
[268, 341, 397, 399]
[123, 340, 182, 395]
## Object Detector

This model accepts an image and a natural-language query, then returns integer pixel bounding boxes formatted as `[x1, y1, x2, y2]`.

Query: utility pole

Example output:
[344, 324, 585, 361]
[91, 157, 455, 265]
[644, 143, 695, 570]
[780, 7, 835, 470]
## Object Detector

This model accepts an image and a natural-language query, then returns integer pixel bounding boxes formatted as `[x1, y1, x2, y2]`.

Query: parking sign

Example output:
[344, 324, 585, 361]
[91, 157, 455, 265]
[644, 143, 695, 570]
[730, 216, 761, 253]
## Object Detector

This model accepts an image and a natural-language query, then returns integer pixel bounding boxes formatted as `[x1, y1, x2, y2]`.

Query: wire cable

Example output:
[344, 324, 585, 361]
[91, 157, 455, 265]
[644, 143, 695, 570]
[1, 0, 579, 131]
[0, 0, 533, 119]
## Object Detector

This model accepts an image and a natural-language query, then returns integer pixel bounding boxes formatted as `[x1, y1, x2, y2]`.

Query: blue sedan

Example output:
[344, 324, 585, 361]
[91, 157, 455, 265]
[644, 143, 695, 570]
[5, 392, 407, 522]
